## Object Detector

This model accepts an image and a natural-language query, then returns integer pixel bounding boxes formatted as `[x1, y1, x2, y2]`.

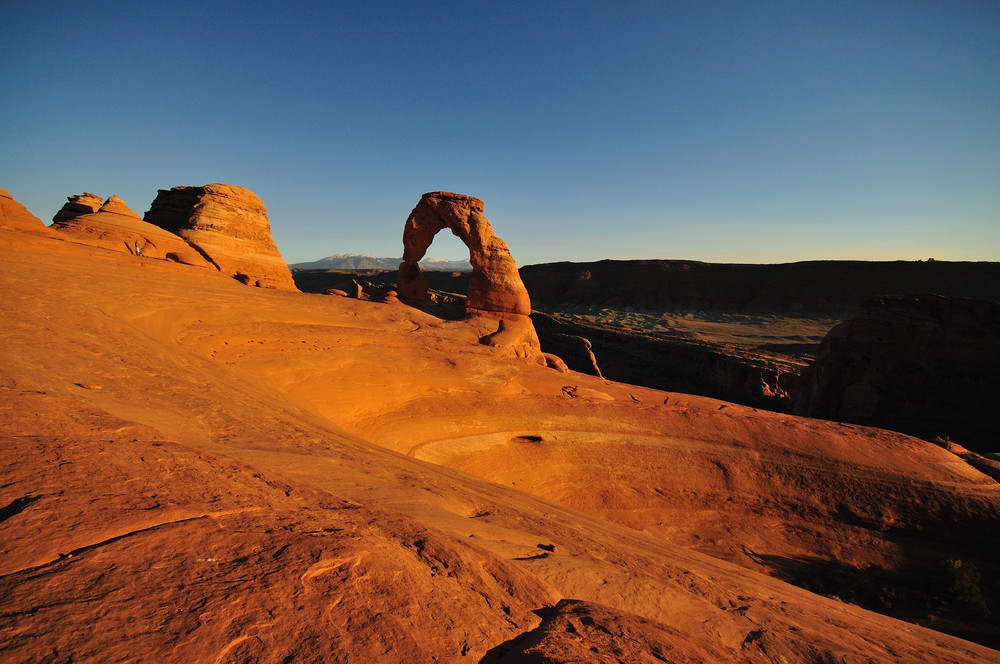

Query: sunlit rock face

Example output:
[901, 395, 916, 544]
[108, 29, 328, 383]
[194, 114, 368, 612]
[144, 184, 297, 290]
[398, 191, 539, 356]
[48, 194, 212, 266]
[51, 192, 104, 224]
[796, 293, 1000, 453]
[0, 186, 58, 237]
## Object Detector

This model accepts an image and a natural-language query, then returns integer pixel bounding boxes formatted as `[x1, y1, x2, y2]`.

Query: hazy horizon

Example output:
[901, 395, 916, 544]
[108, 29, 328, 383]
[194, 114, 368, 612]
[2, 1, 997, 265]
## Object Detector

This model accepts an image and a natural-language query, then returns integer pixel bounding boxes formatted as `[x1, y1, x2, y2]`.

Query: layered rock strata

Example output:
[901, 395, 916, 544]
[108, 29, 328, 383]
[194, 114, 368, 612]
[50, 194, 212, 267]
[398, 192, 538, 355]
[144, 184, 296, 290]
[51, 192, 104, 224]
[795, 294, 1000, 453]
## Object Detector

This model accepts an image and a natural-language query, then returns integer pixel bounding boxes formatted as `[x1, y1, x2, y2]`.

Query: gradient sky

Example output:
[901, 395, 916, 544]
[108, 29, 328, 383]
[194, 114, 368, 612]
[2, 1, 998, 265]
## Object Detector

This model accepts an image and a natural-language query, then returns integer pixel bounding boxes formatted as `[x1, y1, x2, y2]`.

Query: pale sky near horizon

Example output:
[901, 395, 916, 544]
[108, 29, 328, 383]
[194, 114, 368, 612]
[2, 1, 998, 266]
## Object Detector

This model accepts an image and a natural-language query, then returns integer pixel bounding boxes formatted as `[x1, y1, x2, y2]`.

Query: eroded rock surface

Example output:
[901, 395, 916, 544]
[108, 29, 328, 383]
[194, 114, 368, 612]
[50, 194, 211, 266]
[796, 294, 1000, 453]
[3, 231, 1000, 661]
[144, 184, 296, 289]
[398, 192, 538, 354]
[51, 192, 104, 224]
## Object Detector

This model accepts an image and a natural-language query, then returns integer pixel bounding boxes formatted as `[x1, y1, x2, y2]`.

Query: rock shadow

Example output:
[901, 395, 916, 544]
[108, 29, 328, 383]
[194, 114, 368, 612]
[755, 552, 998, 650]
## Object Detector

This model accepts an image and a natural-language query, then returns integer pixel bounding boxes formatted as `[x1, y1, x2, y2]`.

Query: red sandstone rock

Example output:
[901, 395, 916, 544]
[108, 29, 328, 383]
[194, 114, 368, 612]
[50, 194, 212, 267]
[3, 234, 999, 662]
[51, 192, 104, 224]
[0, 186, 59, 237]
[144, 184, 297, 290]
[398, 192, 538, 353]
[98, 194, 136, 217]
[481, 599, 738, 663]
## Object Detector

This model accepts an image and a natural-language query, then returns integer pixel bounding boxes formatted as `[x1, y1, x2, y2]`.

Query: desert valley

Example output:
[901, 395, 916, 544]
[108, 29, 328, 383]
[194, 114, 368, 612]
[2, 184, 999, 663]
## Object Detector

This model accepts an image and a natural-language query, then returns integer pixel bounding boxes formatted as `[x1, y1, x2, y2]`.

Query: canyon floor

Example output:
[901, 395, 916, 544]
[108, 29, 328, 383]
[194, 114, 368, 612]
[3, 231, 999, 663]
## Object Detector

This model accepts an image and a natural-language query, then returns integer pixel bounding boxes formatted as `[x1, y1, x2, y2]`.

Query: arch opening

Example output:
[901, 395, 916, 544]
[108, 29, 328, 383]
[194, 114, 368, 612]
[397, 191, 540, 356]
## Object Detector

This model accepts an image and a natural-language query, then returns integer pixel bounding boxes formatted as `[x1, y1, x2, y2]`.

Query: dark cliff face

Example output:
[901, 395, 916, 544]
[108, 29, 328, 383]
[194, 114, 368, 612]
[531, 313, 806, 410]
[522, 260, 1000, 424]
[520, 260, 1000, 316]
[795, 294, 1000, 453]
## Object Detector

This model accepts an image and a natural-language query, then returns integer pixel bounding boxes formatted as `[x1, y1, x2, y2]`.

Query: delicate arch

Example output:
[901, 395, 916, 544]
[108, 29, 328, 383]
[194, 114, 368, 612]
[397, 192, 532, 319]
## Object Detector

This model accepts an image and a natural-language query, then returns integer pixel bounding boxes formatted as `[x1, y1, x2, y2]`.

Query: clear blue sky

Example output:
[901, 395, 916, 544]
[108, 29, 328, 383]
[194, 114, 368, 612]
[2, 1, 998, 265]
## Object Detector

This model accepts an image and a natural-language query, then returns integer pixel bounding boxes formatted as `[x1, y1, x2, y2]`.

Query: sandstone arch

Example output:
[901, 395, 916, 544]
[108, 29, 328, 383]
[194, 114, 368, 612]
[398, 192, 539, 355]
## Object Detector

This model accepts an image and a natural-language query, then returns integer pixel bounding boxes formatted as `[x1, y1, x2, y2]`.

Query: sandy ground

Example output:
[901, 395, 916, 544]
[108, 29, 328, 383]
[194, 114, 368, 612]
[2, 229, 999, 663]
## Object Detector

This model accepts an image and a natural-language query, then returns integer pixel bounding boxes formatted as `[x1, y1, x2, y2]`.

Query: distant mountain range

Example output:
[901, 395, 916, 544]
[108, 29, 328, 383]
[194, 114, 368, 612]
[291, 254, 471, 271]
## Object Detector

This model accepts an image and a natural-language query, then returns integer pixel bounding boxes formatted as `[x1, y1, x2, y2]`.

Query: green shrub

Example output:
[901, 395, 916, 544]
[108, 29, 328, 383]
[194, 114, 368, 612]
[935, 559, 990, 619]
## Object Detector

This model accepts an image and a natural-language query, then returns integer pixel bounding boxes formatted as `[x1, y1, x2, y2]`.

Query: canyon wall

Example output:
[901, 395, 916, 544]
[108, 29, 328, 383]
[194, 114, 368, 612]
[521, 259, 1000, 315]
[796, 294, 1000, 453]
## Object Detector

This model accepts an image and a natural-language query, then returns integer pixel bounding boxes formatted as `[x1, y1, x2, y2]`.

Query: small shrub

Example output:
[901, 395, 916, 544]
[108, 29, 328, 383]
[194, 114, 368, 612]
[935, 559, 990, 619]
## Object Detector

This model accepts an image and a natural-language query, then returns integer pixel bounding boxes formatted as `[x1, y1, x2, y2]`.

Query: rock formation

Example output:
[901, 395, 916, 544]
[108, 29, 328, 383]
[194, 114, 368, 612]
[795, 294, 1000, 453]
[520, 259, 1000, 315]
[398, 192, 538, 355]
[49, 194, 212, 267]
[144, 184, 297, 290]
[51, 192, 104, 224]
[0, 186, 58, 237]
[4, 228, 1000, 661]
[532, 312, 804, 409]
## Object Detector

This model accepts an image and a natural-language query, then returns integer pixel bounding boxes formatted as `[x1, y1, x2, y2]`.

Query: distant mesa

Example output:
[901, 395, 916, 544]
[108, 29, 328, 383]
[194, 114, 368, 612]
[0, 186, 59, 237]
[49, 193, 212, 267]
[398, 191, 539, 356]
[795, 294, 1000, 453]
[144, 184, 297, 290]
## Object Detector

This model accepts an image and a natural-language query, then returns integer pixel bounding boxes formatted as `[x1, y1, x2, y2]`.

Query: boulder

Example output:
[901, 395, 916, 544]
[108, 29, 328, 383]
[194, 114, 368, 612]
[144, 184, 297, 290]
[0, 187, 59, 237]
[795, 294, 1000, 453]
[50, 194, 211, 267]
[398, 192, 538, 353]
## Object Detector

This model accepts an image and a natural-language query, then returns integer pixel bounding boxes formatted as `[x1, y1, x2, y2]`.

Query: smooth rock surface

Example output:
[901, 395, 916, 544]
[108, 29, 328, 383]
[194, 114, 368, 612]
[2, 217, 999, 662]
[0, 186, 59, 237]
[50, 194, 212, 266]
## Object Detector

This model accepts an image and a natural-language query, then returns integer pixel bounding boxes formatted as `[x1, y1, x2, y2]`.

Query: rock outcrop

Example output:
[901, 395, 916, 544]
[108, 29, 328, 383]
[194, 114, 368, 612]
[0, 187, 59, 237]
[144, 184, 297, 290]
[398, 192, 538, 355]
[51, 192, 104, 224]
[50, 194, 212, 267]
[795, 294, 1000, 453]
